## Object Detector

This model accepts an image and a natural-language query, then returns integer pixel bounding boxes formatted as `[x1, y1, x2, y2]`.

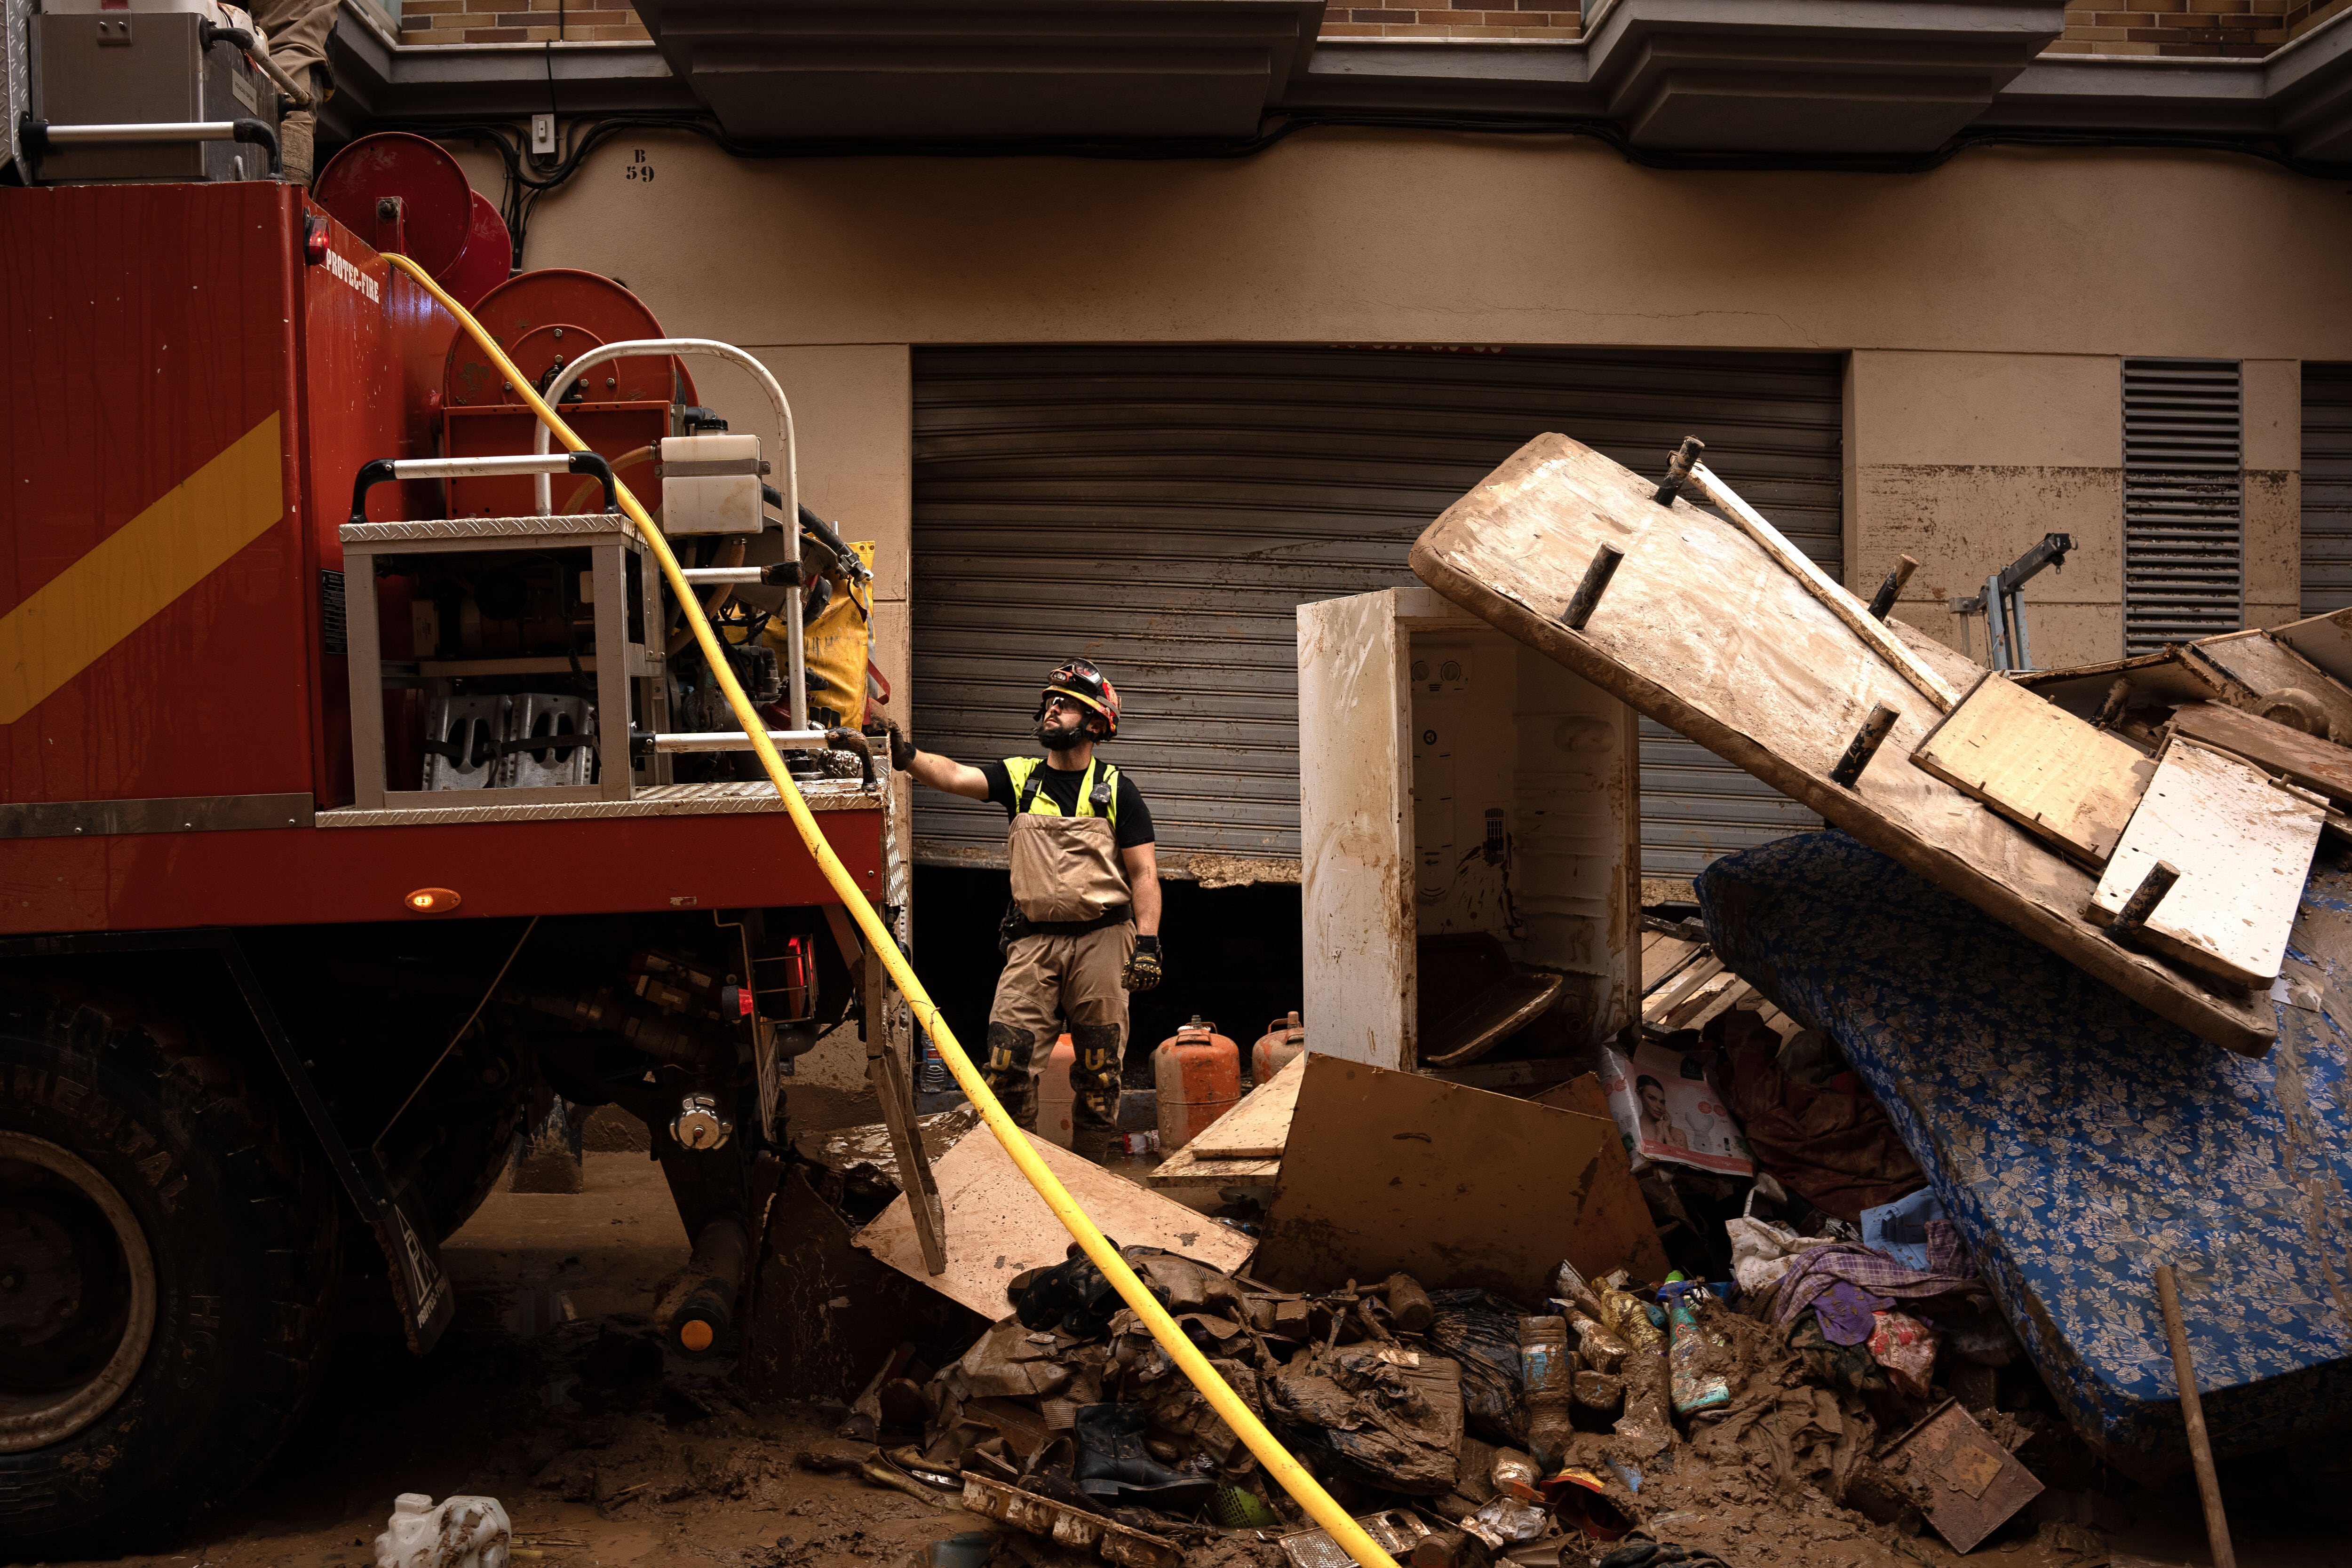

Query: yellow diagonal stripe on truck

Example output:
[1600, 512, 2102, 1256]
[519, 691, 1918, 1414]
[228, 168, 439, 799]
[0, 412, 286, 725]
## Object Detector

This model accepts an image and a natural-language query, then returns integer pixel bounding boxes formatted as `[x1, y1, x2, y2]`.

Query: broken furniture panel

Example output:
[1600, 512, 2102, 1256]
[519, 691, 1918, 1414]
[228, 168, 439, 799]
[2167, 701, 2352, 810]
[1882, 1400, 2045, 1553]
[2089, 738, 2325, 988]
[1910, 672, 2155, 866]
[1407, 433, 2273, 1055]
[1296, 586, 1637, 1075]
[2017, 649, 2226, 731]
[2267, 604, 2352, 687]
[2184, 628, 2352, 741]
[1253, 1054, 1667, 1297]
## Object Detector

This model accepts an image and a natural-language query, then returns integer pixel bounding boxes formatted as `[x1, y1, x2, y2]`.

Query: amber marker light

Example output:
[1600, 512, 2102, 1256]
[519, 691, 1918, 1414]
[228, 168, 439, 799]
[405, 887, 462, 914]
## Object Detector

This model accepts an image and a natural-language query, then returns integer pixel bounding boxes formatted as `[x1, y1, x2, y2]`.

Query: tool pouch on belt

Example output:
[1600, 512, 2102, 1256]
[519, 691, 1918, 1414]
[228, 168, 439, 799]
[1003, 756, 1131, 924]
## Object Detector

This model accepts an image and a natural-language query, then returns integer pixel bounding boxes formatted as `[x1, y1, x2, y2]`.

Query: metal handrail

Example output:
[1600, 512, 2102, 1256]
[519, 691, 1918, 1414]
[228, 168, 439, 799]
[529, 338, 805, 732]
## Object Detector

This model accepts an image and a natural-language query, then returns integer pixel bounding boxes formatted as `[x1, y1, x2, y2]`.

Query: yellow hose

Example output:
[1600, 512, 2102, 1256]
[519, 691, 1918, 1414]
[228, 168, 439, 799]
[382, 254, 1397, 1568]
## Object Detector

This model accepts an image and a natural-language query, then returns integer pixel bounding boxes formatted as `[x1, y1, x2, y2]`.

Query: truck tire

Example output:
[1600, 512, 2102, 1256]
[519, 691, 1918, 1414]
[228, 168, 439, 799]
[0, 987, 340, 1557]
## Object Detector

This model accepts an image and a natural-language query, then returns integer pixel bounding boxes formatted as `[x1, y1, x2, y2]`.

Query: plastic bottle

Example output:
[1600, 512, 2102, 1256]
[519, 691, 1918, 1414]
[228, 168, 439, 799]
[1251, 1010, 1306, 1086]
[1037, 1033, 1077, 1148]
[1153, 1016, 1241, 1150]
[375, 1493, 511, 1568]
[1664, 1283, 1732, 1417]
[1597, 1284, 1673, 1456]
[1517, 1315, 1575, 1469]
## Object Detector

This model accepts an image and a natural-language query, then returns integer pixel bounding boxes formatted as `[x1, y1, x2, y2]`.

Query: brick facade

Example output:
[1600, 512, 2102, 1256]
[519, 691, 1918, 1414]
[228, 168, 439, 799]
[396, 0, 652, 45]
[389, 0, 2347, 52]
[2043, 0, 2287, 58]
[1319, 3, 1579, 40]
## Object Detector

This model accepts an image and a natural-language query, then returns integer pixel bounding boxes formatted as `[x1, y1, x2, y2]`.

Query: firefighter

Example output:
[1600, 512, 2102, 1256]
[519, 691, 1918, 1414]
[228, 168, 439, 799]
[890, 659, 1162, 1162]
[251, 0, 337, 185]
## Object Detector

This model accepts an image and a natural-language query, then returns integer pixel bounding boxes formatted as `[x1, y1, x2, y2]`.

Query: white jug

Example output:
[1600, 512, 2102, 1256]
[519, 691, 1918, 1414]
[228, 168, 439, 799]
[374, 1492, 511, 1568]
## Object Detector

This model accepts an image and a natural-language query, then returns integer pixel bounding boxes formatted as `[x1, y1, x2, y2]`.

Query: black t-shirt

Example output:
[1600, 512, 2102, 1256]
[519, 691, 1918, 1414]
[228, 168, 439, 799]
[980, 758, 1156, 850]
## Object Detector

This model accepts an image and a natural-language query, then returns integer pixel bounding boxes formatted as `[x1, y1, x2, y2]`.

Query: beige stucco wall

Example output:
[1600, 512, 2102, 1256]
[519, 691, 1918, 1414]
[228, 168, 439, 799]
[452, 129, 2352, 687]
[1847, 351, 2125, 668]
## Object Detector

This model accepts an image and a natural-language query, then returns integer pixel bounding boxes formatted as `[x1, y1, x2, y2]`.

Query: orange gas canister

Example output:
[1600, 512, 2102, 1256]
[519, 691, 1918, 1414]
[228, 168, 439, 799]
[1037, 1033, 1077, 1148]
[1252, 1010, 1305, 1087]
[1154, 1016, 1242, 1151]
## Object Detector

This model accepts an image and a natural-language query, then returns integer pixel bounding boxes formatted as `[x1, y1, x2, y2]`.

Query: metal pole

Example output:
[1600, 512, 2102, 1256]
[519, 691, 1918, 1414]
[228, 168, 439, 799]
[2008, 587, 2031, 672]
[1984, 574, 2010, 672]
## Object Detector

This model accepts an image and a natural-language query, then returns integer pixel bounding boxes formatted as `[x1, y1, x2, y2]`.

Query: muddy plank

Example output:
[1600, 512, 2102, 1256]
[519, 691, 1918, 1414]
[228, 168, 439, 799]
[1910, 673, 2155, 865]
[856, 1126, 1254, 1318]
[2166, 701, 2352, 808]
[2090, 738, 2326, 988]
[1187, 1050, 1307, 1159]
[1143, 1143, 1282, 1190]
[1407, 432, 2272, 1055]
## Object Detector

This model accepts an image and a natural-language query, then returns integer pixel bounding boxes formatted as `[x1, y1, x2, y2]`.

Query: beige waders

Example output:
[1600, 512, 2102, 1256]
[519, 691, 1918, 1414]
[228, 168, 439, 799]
[985, 759, 1134, 1161]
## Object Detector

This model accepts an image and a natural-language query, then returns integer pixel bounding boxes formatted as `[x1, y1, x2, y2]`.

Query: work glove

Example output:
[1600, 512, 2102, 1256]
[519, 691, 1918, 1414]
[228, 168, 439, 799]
[884, 721, 916, 771]
[1122, 934, 1163, 992]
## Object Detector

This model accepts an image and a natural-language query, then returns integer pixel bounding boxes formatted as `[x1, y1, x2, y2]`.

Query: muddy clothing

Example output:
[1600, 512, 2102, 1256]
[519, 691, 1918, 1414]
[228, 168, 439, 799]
[986, 924, 1136, 1155]
[981, 756, 1155, 1156]
[980, 757, 1154, 933]
[253, 0, 337, 184]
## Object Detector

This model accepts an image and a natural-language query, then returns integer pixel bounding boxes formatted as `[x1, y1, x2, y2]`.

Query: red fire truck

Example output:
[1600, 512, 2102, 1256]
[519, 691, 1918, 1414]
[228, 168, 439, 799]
[1, 11, 899, 1553]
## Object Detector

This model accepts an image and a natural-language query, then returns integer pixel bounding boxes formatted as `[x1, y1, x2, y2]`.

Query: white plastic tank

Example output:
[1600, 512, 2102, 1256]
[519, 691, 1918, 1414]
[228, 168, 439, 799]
[375, 1492, 511, 1568]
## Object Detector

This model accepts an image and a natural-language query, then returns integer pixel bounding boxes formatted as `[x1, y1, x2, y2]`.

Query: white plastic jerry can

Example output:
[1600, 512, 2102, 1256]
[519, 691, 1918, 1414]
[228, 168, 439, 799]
[375, 1492, 512, 1568]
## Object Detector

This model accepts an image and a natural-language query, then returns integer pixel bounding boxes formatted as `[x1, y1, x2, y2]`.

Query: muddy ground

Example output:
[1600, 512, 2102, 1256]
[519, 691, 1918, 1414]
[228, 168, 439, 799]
[51, 1084, 2352, 1568]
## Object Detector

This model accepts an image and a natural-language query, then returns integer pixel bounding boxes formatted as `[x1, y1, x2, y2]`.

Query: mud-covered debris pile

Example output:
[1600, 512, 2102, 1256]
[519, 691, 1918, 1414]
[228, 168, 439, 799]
[805, 1232, 2081, 1568]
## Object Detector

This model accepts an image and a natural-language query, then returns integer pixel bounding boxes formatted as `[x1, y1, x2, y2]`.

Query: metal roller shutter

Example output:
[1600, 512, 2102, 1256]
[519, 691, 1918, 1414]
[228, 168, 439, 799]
[911, 345, 1843, 882]
[2303, 364, 2352, 618]
[2123, 358, 2243, 654]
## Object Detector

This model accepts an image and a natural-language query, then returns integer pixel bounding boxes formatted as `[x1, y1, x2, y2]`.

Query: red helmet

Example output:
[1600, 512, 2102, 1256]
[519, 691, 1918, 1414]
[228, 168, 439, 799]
[1036, 658, 1121, 739]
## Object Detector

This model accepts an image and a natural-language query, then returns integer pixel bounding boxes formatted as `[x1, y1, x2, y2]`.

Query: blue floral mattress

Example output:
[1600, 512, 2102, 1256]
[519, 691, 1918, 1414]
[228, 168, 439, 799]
[1697, 830, 2352, 1477]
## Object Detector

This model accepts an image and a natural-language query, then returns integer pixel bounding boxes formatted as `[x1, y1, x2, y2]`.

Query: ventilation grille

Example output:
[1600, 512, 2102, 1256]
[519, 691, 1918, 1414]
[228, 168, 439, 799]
[2123, 358, 2241, 655]
[2301, 364, 2352, 618]
[319, 569, 347, 656]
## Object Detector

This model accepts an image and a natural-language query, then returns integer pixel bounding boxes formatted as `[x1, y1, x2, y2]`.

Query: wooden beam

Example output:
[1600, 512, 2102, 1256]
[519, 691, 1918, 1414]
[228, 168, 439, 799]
[1685, 462, 1959, 711]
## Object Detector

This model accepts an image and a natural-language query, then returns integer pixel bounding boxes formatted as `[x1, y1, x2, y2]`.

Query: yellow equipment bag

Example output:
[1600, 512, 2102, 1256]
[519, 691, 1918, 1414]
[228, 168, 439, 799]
[772, 540, 874, 729]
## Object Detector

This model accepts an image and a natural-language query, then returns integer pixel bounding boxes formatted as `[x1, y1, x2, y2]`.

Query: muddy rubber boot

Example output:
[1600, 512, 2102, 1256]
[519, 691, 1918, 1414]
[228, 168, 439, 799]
[1073, 1402, 1215, 1509]
[1071, 1120, 1121, 1167]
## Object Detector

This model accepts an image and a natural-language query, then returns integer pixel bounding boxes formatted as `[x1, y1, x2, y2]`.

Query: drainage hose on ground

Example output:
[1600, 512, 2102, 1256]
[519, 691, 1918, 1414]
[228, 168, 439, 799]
[381, 254, 1398, 1568]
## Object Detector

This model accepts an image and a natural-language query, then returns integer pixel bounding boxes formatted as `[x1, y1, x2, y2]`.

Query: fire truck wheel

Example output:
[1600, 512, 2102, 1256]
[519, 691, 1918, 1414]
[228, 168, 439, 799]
[0, 988, 340, 1557]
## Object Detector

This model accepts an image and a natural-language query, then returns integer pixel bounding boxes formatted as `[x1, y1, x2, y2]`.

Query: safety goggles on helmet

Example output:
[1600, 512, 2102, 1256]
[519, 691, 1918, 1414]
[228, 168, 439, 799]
[1034, 657, 1121, 739]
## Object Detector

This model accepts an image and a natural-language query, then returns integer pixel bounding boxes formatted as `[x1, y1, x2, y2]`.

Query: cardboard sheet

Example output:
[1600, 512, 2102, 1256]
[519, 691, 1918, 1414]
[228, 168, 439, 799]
[1408, 433, 2272, 1055]
[1253, 1055, 1668, 1297]
[856, 1125, 1255, 1319]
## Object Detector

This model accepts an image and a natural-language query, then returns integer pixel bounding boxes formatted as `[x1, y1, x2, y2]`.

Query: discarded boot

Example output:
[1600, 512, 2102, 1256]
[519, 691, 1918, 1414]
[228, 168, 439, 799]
[1016, 1245, 1122, 1337]
[1015, 1243, 1169, 1338]
[1073, 1402, 1215, 1509]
